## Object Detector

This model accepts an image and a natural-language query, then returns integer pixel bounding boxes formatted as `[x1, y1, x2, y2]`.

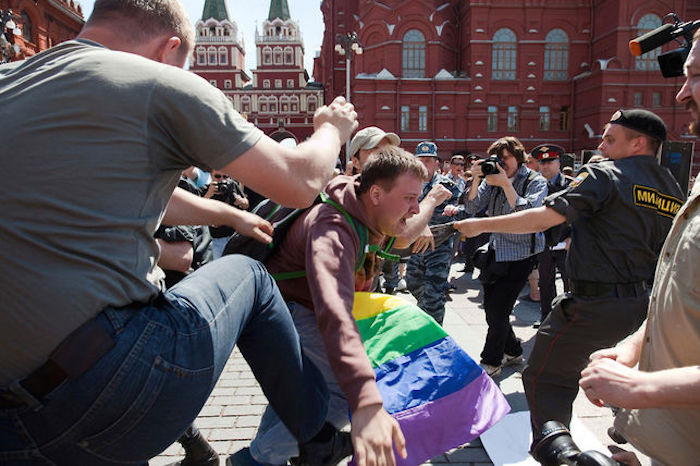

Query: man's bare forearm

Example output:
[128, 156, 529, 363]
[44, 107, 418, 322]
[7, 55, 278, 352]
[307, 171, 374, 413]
[163, 187, 241, 226]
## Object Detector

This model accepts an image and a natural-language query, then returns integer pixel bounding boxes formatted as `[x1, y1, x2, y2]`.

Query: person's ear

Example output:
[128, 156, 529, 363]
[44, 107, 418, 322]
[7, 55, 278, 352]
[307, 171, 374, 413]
[369, 184, 383, 205]
[158, 36, 184, 67]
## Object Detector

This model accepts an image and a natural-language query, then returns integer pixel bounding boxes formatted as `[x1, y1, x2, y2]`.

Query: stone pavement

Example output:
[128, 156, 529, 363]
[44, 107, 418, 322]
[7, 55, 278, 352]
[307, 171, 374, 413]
[151, 261, 649, 466]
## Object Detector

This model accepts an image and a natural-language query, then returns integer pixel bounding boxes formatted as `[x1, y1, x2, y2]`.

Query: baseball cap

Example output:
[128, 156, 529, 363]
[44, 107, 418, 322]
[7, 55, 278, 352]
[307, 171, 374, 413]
[609, 109, 667, 141]
[531, 144, 565, 161]
[415, 141, 438, 157]
[349, 127, 401, 159]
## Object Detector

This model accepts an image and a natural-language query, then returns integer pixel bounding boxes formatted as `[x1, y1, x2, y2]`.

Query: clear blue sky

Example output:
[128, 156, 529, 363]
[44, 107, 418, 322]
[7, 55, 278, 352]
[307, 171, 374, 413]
[77, 0, 324, 79]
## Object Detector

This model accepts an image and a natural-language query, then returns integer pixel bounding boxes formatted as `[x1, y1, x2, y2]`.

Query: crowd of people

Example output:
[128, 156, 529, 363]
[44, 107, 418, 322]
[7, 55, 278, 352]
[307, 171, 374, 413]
[1, 0, 698, 465]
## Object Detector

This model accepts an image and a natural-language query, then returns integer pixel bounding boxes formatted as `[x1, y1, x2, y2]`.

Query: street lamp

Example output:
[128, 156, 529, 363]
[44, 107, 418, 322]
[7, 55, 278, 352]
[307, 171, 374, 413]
[1, 9, 22, 64]
[335, 32, 362, 165]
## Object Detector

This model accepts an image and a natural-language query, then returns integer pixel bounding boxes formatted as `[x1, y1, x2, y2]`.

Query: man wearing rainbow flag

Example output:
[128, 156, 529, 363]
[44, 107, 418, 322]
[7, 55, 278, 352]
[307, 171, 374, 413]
[231, 147, 453, 466]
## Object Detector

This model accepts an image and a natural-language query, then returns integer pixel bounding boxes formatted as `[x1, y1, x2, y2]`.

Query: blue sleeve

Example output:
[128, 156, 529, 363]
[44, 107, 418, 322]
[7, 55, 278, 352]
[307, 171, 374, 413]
[464, 179, 491, 214]
[512, 175, 548, 212]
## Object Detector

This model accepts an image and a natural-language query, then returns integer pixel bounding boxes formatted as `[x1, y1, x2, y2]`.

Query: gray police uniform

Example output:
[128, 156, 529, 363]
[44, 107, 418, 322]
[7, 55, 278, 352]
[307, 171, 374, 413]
[523, 156, 685, 436]
[406, 173, 460, 325]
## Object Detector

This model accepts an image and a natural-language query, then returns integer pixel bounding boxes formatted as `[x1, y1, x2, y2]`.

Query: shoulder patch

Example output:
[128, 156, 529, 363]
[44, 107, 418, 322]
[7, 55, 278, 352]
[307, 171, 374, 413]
[568, 172, 589, 188]
[633, 185, 683, 219]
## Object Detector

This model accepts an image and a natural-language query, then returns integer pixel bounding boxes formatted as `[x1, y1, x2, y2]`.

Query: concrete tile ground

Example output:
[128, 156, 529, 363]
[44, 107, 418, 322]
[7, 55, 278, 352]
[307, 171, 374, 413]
[152, 262, 649, 466]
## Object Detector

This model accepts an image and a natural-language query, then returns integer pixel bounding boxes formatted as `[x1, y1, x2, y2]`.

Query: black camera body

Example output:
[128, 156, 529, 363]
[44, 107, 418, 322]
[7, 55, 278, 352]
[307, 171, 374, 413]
[531, 421, 617, 466]
[480, 155, 504, 176]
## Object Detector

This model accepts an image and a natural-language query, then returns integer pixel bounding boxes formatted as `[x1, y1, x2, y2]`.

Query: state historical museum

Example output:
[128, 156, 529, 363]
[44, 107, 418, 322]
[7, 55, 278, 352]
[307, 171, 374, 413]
[313, 0, 699, 173]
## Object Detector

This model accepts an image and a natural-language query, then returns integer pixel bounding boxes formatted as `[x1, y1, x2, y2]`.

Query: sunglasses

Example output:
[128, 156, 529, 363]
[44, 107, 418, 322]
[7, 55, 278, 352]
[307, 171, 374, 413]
[452, 162, 465, 166]
[213, 174, 229, 180]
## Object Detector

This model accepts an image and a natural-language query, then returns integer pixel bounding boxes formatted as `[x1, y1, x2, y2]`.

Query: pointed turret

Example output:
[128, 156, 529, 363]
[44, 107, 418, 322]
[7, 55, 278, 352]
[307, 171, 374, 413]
[267, 0, 290, 21]
[201, 0, 229, 21]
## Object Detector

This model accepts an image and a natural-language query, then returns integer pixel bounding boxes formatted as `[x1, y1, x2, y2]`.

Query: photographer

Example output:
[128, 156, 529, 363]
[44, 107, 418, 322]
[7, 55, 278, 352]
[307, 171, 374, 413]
[205, 170, 250, 257]
[463, 137, 547, 377]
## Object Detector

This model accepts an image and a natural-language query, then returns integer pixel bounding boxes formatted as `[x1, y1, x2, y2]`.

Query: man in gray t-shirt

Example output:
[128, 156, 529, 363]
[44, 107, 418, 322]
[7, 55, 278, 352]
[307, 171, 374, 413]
[0, 0, 363, 464]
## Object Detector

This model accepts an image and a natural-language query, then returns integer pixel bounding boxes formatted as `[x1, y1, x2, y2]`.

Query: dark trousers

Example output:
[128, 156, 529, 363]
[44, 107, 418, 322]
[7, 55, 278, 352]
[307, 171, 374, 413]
[461, 232, 490, 271]
[480, 256, 532, 366]
[523, 293, 648, 438]
[537, 248, 569, 320]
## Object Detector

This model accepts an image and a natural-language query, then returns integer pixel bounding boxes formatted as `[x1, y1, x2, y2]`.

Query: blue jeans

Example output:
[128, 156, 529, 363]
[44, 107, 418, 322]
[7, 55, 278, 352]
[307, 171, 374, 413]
[0, 256, 328, 465]
[250, 302, 350, 465]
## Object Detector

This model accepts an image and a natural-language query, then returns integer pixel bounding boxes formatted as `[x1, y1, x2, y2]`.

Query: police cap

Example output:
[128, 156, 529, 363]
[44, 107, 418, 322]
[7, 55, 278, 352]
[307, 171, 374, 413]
[609, 109, 667, 142]
[415, 141, 438, 157]
[531, 144, 565, 161]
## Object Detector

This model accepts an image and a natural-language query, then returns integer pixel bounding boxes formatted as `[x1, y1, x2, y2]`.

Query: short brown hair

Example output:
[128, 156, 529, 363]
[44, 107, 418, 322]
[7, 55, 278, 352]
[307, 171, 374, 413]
[487, 136, 527, 165]
[88, 0, 194, 57]
[620, 126, 662, 155]
[357, 146, 428, 194]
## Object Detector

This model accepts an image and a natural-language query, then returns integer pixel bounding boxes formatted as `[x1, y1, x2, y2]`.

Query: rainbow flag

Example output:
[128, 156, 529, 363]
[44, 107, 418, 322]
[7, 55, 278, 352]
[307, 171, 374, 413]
[352, 292, 510, 466]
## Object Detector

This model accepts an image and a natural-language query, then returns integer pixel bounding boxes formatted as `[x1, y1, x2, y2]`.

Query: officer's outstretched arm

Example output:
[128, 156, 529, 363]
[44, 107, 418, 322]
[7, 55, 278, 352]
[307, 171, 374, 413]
[453, 206, 565, 238]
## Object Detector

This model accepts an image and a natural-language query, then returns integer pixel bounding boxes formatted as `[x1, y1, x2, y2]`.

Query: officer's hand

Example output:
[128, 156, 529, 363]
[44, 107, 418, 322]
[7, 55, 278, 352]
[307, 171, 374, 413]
[610, 448, 642, 466]
[426, 183, 452, 206]
[442, 204, 460, 216]
[484, 163, 510, 188]
[411, 225, 435, 253]
[453, 219, 482, 238]
[313, 96, 359, 144]
[351, 403, 406, 466]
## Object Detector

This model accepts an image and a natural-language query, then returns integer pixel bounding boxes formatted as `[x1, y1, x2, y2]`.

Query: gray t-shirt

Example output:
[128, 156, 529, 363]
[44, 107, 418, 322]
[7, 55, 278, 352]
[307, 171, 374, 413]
[0, 40, 263, 384]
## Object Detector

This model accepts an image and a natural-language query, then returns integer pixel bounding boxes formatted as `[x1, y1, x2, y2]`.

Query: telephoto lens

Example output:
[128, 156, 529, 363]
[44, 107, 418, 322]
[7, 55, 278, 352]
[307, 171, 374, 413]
[530, 421, 618, 466]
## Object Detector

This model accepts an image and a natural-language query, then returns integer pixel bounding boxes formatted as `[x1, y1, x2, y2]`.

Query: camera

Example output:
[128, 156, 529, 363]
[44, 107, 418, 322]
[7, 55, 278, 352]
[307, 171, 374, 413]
[480, 155, 504, 176]
[531, 421, 617, 466]
[629, 13, 700, 78]
[215, 180, 231, 193]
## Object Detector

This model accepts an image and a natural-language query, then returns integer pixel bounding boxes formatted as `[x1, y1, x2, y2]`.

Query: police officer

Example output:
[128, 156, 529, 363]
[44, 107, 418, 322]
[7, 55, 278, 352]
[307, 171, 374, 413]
[406, 141, 460, 325]
[530, 144, 572, 327]
[453, 109, 685, 441]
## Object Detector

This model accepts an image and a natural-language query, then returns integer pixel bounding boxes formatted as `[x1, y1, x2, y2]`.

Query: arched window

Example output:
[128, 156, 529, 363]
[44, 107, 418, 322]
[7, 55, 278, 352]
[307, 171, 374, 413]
[544, 29, 568, 80]
[207, 47, 217, 65]
[635, 14, 661, 71]
[269, 96, 278, 113]
[492, 28, 516, 80]
[273, 47, 283, 65]
[259, 96, 268, 113]
[280, 95, 290, 112]
[196, 47, 206, 65]
[307, 96, 318, 113]
[21, 11, 33, 43]
[284, 47, 294, 65]
[263, 47, 272, 65]
[290, 96, 299, 113]
[402, 29, 425, 78]
[241, 96, 251, 114]
[218, 47, 228, 65]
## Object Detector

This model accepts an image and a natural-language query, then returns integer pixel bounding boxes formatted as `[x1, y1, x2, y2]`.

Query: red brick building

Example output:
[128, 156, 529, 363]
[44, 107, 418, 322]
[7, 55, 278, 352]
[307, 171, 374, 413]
[1, 0, 83, 61]
[190, 0, 323, 144]
[314, 0, 699, 174]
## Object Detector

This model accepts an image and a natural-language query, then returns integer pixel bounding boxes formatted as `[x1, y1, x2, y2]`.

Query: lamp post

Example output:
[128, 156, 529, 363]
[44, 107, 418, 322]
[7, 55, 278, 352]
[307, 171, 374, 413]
[335, 32, 362, 165]
[0, 9, 21, 64]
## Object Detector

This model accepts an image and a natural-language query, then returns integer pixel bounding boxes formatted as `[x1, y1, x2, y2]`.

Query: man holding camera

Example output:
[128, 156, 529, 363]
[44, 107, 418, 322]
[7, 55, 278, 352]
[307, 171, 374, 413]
[461, 136, 548, 377]
[578, 31, 700, 466]
[405, 142, 461, 325]
[453, 110, 685, 447]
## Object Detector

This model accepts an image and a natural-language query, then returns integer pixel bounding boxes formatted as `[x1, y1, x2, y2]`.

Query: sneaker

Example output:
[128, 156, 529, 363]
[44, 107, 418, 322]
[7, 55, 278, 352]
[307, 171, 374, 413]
[502, 353, 524, 367]
[532, 320, 541, 329]
[396, 278, 407, 292]
[480, 363, 502, 378]
[297, 427, 353, 466]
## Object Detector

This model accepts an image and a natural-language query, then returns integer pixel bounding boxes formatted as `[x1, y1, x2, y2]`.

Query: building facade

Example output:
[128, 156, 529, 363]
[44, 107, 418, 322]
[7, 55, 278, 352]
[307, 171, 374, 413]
[314, 0, 699, 174]
[190, 0, 323, 144]
[1, 0, 84, 62]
